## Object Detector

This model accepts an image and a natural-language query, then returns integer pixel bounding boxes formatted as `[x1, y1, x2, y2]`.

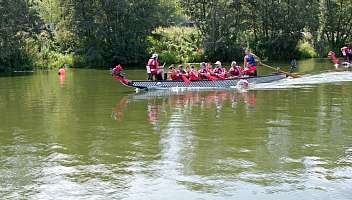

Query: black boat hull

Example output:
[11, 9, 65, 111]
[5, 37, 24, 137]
[124, 73, 286, 90]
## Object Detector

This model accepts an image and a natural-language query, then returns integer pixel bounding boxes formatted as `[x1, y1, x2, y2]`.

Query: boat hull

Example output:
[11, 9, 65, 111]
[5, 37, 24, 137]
[123, 73, 286, 90]
[335, 62, 352, 69]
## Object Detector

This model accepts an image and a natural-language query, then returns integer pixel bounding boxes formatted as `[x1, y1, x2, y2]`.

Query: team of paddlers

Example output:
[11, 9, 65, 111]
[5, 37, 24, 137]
[112, 44, 352, 83]
[145, 49, 258, 81]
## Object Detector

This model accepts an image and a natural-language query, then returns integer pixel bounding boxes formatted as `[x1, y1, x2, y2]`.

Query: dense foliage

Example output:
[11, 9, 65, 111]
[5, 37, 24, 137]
[180, 0, 320, 60]
[318, 0, 352, 54]
[0, 0, 351, 71]
[0, 0, 42, 71]
[147, 27, 204, 64]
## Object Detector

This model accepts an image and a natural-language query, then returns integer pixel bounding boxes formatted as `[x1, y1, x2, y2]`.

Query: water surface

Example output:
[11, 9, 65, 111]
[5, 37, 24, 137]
[0, 59, 352, 199]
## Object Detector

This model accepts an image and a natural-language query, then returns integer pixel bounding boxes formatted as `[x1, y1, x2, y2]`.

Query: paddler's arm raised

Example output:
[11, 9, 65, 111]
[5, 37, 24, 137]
[251, 53, 261, 63]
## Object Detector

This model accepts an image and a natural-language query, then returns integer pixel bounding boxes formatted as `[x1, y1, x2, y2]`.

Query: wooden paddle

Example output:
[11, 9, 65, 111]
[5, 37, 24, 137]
[259, 62, 301, 78]
[251, 53, 300, 78]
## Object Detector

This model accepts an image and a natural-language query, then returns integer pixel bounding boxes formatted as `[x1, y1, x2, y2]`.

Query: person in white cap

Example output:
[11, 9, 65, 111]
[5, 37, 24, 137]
[146, 53, 159, 80]
[213, 61, 226, 79]
[228, 61, 243, 78]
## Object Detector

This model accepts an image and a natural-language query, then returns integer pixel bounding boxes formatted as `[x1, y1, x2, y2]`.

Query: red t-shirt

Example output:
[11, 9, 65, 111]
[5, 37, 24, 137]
[147, 59, 159, 74]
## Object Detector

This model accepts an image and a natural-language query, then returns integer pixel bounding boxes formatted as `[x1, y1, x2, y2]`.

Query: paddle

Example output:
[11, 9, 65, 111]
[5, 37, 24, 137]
[160, 63, 168, 80]
[259, 62, 301, 78]
[250, 53, 300, 78]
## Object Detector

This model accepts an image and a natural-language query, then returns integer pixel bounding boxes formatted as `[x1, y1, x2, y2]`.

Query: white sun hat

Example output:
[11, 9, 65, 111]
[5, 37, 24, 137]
[215, 61, 221, 65]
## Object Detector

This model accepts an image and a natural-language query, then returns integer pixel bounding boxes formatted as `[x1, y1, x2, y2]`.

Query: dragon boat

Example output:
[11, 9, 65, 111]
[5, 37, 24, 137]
[112, 68, 287, 90]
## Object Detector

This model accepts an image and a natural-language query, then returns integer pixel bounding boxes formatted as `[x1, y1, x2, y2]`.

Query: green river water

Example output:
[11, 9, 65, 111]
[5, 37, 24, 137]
[1, 59, 352, 199]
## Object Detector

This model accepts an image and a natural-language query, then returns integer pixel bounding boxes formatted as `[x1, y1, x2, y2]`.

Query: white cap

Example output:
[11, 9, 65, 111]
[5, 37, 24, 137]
[151, 53, 158, 58]
[215, 61, 221, 65]
[231, 61, 237, 66]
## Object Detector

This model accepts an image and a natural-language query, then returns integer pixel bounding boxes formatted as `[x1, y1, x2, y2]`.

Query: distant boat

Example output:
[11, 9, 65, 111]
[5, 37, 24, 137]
[13, 70, 35, 73]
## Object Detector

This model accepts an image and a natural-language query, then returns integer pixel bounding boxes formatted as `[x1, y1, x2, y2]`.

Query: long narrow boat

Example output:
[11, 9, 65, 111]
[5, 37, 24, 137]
[113, 72, 287, 90]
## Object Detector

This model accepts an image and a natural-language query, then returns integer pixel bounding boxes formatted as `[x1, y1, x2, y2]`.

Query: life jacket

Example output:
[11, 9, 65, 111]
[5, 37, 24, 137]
[245, 54, 256, 66]
[171, 74, 179, 80]
[213, 67, 224, 75]
[213, 67, 226, 79]
[189, 69, 199, 81]
[112, 65, 124, 77]
[198, 68, 209, 79]
[229, 66, 241, 77]
[147, 59, 159, 74]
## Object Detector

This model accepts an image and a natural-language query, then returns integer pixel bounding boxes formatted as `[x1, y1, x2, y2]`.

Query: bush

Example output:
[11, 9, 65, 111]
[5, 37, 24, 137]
[49, 52, 75, 68]
[159, 51, 179, 64]
[23, 36, 75, 69]
[147, 26, 204, 64]
[297, 42, 318, 58]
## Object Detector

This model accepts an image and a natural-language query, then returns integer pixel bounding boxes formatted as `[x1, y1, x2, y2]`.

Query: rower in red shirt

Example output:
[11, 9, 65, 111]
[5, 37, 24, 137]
[213, 61, 226, 79]
[147, 53, 161, 80]
[198, 62, 209, 80]
[188, 65, 199, 81]
[228, 61, 243, 78]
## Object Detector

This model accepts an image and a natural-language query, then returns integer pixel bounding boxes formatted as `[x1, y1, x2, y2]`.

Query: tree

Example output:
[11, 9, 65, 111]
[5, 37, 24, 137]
[57, 0, 178, 67]
[180, 0, 246, 61]
[319, 0, 352, 53]
[247, 0, 320, 59]
[180, 0, 320, 60]
[0, 0, 42, 70]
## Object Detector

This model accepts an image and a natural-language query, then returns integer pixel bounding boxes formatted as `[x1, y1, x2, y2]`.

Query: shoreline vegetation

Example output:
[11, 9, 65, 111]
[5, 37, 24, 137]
[0, 0, 351, 72]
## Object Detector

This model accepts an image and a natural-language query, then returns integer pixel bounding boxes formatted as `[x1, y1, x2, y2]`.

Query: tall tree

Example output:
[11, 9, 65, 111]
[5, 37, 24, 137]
[58, 0, 177, 66]
[180, 0, 320, 60]
[247, 0, 319, 59]
[32, 0, 62, 24]
[180, 0, 246, 61]
[0, 0, 42, 69]
[320, 0, 352, 51]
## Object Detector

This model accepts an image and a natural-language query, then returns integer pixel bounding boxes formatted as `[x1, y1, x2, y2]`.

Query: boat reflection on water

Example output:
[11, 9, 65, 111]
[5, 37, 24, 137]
[112, 90, 257, 124]
[112, 96, 129, 122]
